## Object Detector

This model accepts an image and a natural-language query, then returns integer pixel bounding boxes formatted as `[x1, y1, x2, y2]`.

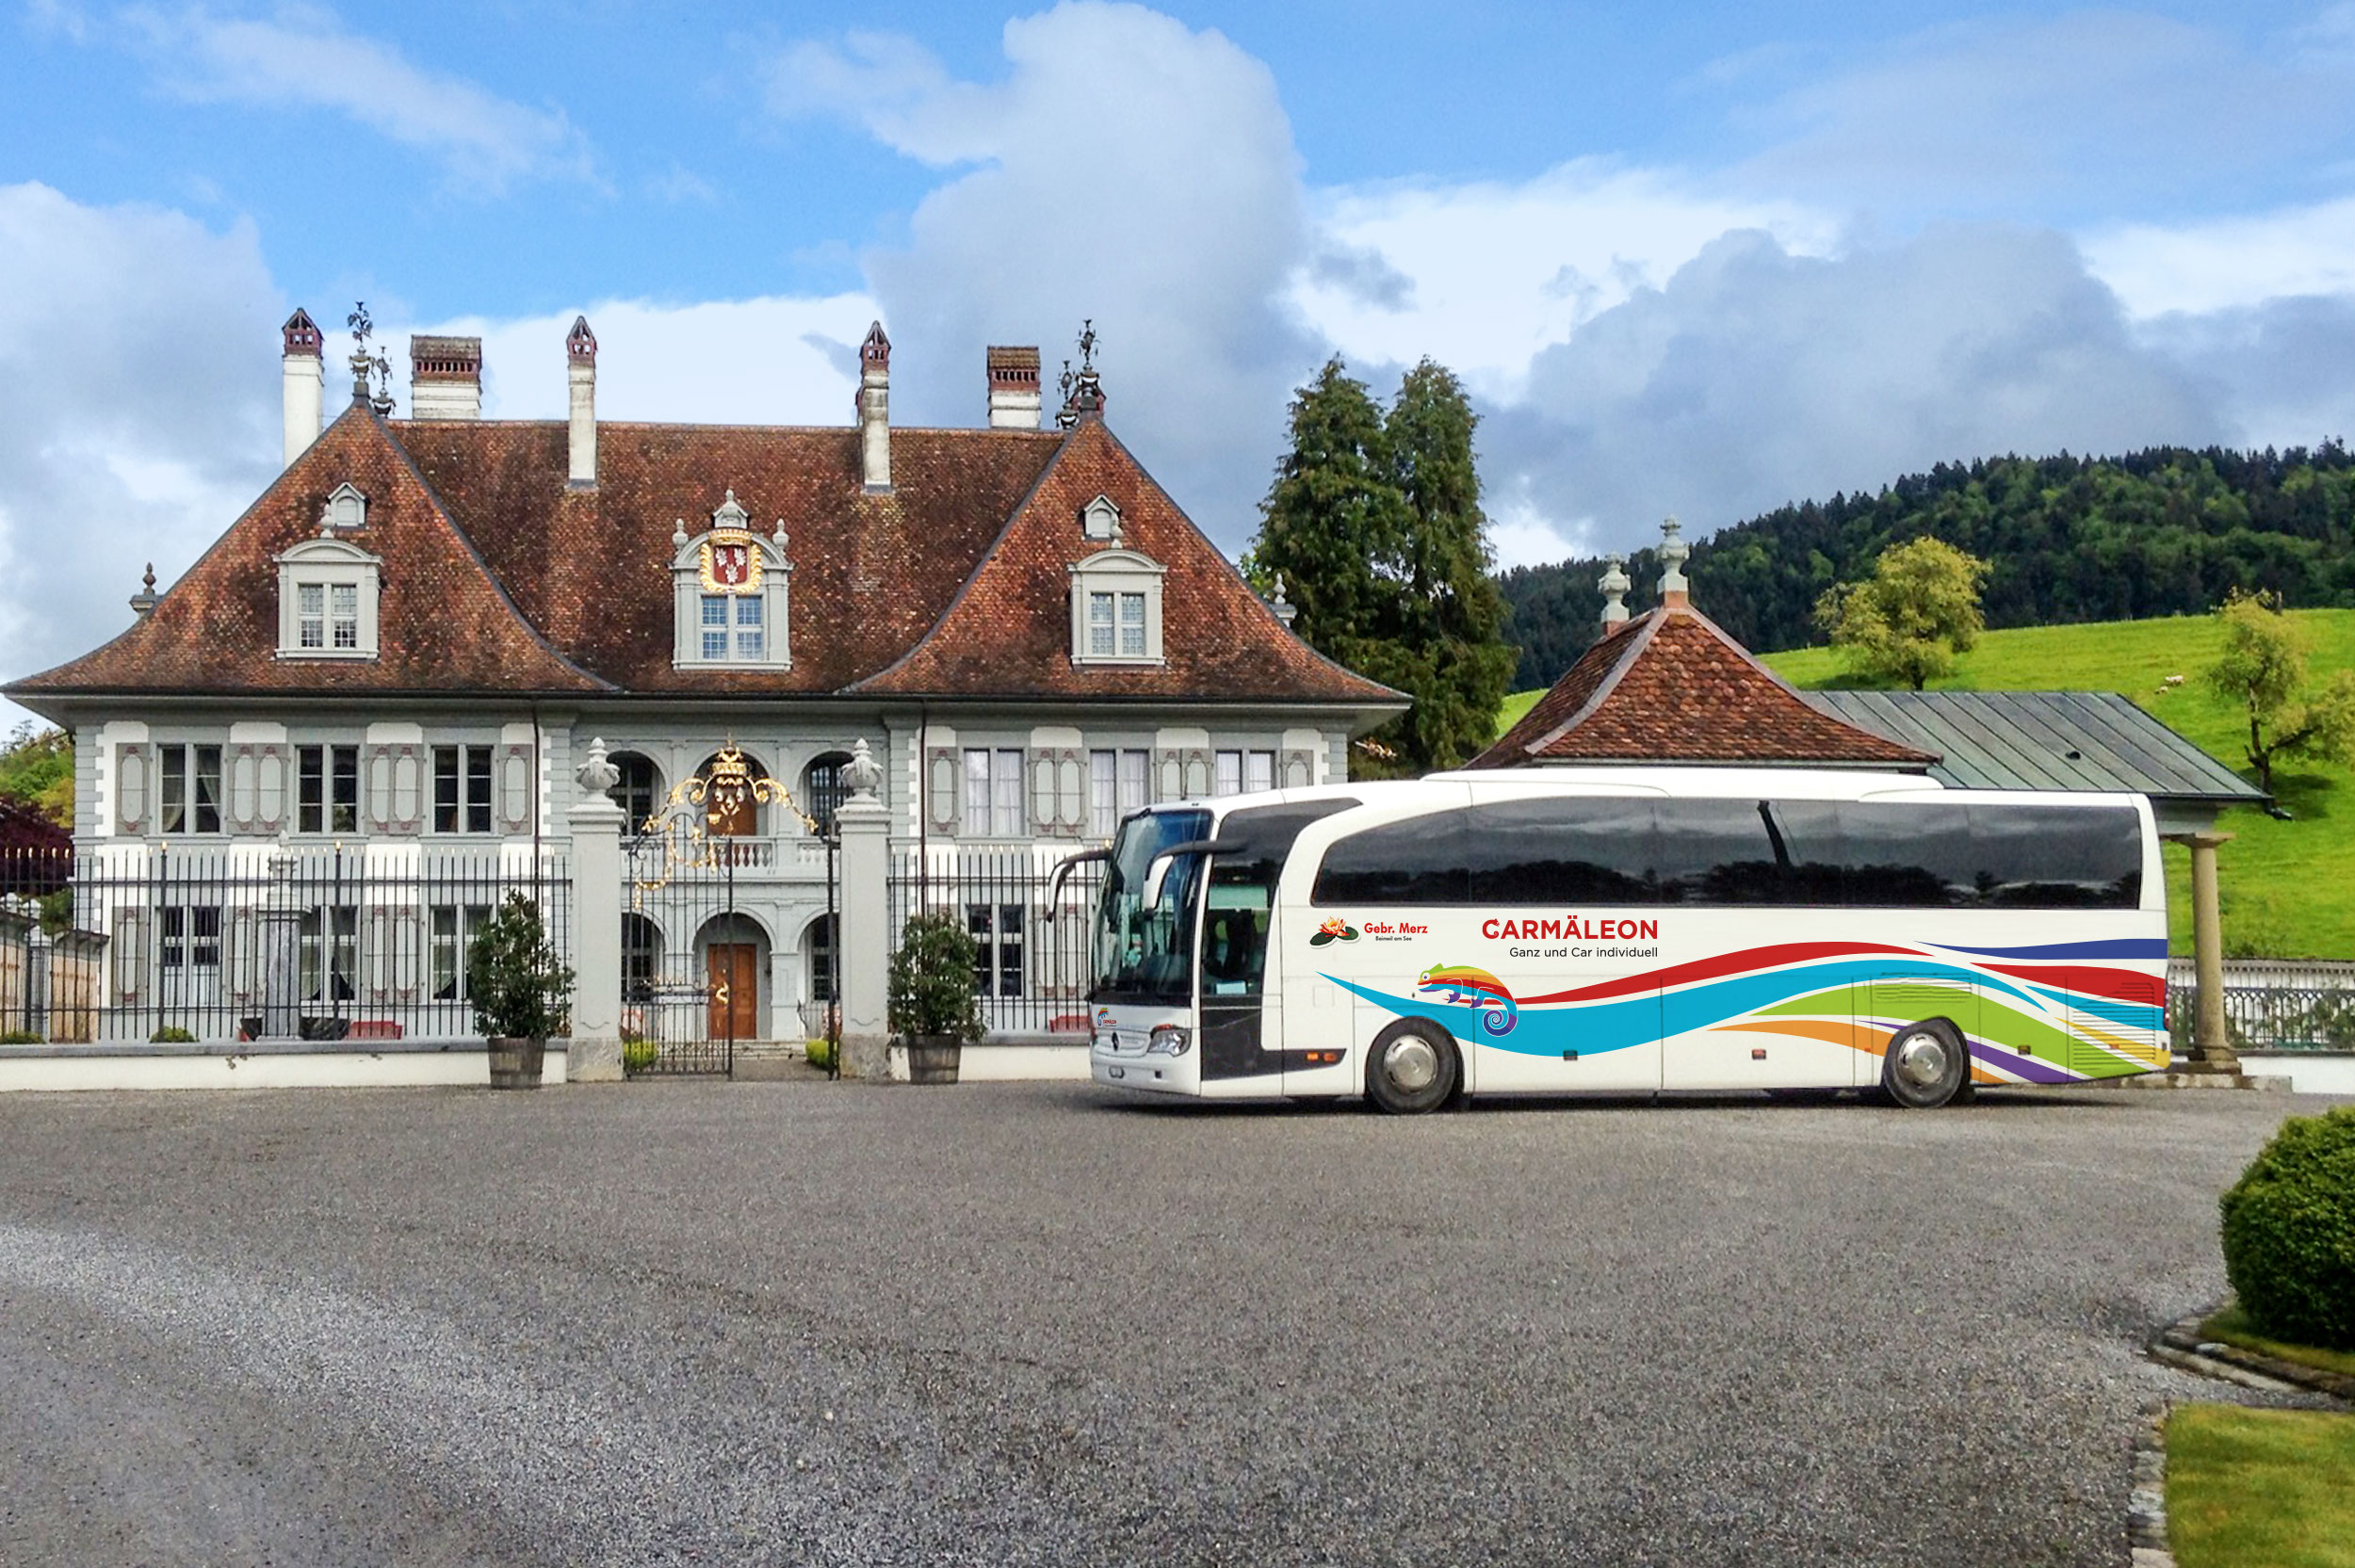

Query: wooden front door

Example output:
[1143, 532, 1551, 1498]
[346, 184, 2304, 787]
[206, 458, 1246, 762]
[706, 943, 759, 1040]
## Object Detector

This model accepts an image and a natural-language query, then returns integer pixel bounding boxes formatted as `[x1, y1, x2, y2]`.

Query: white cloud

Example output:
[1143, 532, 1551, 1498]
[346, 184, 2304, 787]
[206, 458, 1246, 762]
[1482, 224, 2229, 552]
[2083, 196, 2355, 318]
[1293, 161, 1837, 402]
[393, 294, 878, 425]
[777, 1, 1321, 543]
[0, 182, 282, 710]
[115, 4, 593, 191]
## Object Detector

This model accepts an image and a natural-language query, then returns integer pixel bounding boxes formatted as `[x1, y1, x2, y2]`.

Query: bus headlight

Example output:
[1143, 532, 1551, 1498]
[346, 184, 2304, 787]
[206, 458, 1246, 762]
[1147, 1026, 1193, 1057]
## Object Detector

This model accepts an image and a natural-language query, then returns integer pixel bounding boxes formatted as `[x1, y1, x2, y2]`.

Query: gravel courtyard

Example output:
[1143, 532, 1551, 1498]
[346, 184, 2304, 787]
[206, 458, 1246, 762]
[0, 1079, 2329, 1566]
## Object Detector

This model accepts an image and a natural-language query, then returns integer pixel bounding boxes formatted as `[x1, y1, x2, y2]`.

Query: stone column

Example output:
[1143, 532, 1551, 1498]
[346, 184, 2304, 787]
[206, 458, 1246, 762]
[835, 738, 892, 1079]
[2185, 830, 2240, 1075]
[257, 842, 304, 1040]
[567, 738, 627, 1082]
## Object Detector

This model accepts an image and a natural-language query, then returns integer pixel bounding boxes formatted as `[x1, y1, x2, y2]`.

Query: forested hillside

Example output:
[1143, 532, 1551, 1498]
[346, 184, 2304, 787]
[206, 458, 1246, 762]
[1498, 445, 2355, 689]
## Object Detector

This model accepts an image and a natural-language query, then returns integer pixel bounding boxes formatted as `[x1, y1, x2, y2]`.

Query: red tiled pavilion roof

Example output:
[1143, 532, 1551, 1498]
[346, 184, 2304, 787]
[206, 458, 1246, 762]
[1470, 604, 1939, 769]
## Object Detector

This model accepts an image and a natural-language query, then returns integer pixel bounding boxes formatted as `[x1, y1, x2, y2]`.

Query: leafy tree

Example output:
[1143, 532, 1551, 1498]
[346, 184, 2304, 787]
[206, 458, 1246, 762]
[0, 723, 72, 826]
[1811, 537, 1990, 689]
[2204, 589, 2355, 796]
[1247, 358, 1515, 775]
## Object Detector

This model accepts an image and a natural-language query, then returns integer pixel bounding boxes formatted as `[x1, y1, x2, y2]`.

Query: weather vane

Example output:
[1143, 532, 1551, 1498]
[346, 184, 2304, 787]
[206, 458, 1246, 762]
[346, 300, 394, 414]
[1055, 318, 1101, 429]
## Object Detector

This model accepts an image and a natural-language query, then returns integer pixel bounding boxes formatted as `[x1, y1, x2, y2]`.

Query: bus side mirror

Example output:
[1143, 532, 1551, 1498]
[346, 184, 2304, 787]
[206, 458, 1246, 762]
[1142, 853, 1176, 909]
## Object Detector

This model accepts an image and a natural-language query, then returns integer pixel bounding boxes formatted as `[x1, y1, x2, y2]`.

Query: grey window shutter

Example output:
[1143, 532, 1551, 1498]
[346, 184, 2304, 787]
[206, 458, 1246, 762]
[497, 744, 534, 836]
[926, 748, 960, 832]
[254, 746, 288, 834]
[1282, 747, 1316, 789]
[1154, 748, 1182, 803]
[1056, 750, 1085, 832]
[116, 744, 152, 835]
[226, 745, 258, 834]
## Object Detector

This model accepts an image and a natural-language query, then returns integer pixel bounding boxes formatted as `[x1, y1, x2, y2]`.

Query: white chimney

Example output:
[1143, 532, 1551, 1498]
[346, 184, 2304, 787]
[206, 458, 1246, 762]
[1657, 516, 1690, 609]
[409, 334, 482, 419]
[282, 309, 323, 467]
[566, 315, 597, 489]
[1598, 554, 1630, 636]
[858, 321, 891, 492]
[986, 346, 1042, 428]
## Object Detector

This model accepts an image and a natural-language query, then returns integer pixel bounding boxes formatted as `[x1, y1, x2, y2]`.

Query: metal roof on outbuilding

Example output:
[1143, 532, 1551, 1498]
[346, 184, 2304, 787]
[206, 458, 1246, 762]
[1797, 689, 2266, 807]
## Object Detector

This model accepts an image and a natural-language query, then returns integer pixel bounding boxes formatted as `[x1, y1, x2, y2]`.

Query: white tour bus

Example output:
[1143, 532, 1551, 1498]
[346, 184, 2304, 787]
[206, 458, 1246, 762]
[1069, 768, 2168, 1112]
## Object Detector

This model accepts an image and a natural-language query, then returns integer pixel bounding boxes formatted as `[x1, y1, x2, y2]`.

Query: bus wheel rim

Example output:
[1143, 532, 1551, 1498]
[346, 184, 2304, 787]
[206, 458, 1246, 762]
[1383, 1036, 1438, 1092]
[1894, 1030, 1949, 1089]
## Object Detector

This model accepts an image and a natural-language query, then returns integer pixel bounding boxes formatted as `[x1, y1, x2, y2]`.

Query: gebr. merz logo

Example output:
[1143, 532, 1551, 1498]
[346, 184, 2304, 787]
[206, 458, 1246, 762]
[1417, 963, 1519, 1037]
[1310, 915, 1360, 947]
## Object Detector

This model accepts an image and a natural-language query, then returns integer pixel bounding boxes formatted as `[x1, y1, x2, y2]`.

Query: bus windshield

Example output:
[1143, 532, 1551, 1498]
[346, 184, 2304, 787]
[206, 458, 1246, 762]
[1093, 808, 1212, 1006]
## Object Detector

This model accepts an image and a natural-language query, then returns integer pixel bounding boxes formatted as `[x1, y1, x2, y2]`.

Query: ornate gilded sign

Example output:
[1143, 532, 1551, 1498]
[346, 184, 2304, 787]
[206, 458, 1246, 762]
[698, 530, 762, 594]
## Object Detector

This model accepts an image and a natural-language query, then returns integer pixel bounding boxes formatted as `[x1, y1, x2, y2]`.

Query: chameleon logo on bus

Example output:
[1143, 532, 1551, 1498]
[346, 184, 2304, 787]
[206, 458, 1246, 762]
[1417, 964, 1519, 1037]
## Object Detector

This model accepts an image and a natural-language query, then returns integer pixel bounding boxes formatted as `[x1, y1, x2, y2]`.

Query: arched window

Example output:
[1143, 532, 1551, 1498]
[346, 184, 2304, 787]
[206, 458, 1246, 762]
[804, 913, 836, 1004]
[803, 751, 853, 838]
[622, 913, 662, 1003]
[611, 752, 662, 835]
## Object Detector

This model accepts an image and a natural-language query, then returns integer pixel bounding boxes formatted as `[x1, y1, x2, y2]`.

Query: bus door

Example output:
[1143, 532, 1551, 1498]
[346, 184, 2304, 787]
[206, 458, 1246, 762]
[1195, 800, 1358, 1092]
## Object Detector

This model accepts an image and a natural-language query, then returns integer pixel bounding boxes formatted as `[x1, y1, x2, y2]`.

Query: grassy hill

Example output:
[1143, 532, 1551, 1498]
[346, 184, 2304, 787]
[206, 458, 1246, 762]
[1494, 608, 2355, 959]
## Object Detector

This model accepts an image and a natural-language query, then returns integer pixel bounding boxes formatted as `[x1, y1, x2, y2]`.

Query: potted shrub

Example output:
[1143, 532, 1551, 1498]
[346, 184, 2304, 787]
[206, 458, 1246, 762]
[468, 892, 574, 1090]
[887, 913, 984, 1084]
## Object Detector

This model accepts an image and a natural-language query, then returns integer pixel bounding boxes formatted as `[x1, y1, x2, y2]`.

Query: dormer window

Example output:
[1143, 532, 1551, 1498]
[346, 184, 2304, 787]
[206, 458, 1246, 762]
[1081, 493, 1122, 542]
[673, 490, 790, 670]
[1069, 547, 1166, 667]
[275, 528, 382, 661]
[322, 482, 367, 532]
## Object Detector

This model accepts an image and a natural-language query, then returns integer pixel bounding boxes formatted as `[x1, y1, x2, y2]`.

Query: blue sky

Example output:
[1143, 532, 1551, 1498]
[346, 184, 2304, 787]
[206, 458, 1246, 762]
[7, 1, 2355, 707]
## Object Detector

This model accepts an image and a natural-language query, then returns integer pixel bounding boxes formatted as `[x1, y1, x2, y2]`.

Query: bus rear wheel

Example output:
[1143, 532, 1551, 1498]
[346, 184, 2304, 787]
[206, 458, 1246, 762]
[1367, 1020, 1459, 1115]
[1879, 1020, 1967, 1109]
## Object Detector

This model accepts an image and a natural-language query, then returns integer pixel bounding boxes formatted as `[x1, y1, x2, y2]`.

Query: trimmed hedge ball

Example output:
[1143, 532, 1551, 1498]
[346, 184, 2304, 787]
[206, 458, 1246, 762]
[2219, 1105, 2355, 1351]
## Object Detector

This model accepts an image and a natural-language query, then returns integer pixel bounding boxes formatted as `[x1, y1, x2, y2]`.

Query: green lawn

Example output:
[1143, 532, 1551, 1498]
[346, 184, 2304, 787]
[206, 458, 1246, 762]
[2167, 1404, 2355, 1568]
[1496, 609, 2355, 958]
[2198, 1304, 2355, 1380]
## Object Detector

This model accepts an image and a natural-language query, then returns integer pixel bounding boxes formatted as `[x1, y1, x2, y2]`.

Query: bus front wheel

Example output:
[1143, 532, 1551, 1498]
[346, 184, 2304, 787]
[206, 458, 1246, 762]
[1367, 1020, 1460, 1115]
[1879, 1020, 1967, 1109]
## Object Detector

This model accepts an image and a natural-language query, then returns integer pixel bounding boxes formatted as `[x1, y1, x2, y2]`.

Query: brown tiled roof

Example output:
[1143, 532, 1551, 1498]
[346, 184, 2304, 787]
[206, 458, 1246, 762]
[12, 404, 1402, 712]
[854, 420, 1402, 704]
[392, 417, 1068, 693]
[13, 405, 606, 699]
[1470, 606, 1939, 768]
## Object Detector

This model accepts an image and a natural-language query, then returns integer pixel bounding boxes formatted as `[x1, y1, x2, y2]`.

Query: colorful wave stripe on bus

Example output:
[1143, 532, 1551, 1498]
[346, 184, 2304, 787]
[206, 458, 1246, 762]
[1330, 939, 2169, 1083]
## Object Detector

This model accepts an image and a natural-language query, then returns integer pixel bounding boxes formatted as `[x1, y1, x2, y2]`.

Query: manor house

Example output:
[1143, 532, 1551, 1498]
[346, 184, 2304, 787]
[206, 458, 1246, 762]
[8, 315, 1403, 1043]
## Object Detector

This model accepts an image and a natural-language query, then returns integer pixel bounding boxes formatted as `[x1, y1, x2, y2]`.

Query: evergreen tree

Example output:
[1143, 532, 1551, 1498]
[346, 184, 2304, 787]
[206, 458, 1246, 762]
[1248, 358, 1516, 775]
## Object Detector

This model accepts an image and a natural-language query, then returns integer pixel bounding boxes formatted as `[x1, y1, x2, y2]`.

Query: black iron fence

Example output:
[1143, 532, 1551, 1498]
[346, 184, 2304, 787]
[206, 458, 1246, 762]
[2168, 984, 2355, 1053]
[0, 845, 567, 1044]
[889, 847, 1103, 1040]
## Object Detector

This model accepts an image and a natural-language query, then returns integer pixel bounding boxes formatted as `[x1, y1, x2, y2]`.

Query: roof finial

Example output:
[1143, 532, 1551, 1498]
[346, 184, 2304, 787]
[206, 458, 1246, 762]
[346, 301, 393, 413]
[1056, 319, 1104, 427]
[1598, 554, 1630, 635]
[130, 562, 159, 620]
[1657, 517, 1689, 608]
[1271, 573, 1297, 632]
